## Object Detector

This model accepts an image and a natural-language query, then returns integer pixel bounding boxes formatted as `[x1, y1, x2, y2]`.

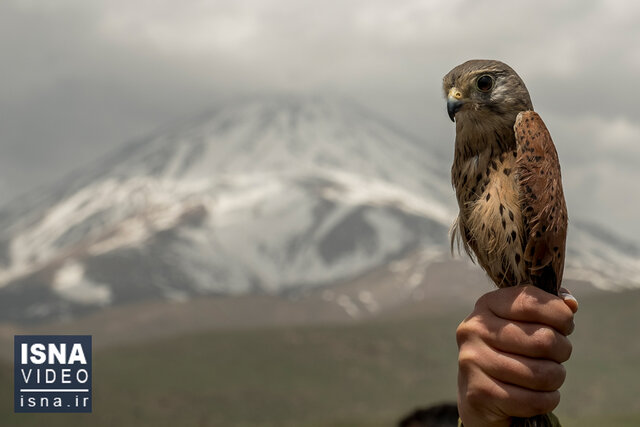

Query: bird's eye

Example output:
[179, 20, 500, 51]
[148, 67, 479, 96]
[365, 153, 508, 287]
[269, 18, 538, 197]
[476, 75, 494, 92]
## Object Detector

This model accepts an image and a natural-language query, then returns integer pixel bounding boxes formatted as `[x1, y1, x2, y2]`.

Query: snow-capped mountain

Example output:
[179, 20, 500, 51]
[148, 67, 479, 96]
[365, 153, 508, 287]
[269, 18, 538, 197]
[0, 97, 455, 322]
[0, 96, 638, 323]
[566, 220, 640, 289]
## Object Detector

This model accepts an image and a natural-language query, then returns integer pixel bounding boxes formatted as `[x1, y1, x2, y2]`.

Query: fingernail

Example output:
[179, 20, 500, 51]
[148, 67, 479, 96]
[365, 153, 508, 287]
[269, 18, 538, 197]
[559, 287, 577, 303]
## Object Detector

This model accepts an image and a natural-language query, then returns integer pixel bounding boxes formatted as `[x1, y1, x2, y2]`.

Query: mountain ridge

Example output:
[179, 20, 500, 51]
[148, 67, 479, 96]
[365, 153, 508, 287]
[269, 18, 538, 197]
[0, 95, 638, 323]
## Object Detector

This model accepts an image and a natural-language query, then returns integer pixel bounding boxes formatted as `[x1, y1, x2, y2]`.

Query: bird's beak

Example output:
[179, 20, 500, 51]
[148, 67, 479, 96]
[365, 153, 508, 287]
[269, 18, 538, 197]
[447, 87, 464, 122]
[447, 98, 463, 122]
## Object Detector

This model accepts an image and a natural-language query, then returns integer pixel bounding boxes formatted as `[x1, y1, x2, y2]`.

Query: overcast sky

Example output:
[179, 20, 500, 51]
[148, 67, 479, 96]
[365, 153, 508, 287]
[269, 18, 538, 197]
[1, 0, 639, 238]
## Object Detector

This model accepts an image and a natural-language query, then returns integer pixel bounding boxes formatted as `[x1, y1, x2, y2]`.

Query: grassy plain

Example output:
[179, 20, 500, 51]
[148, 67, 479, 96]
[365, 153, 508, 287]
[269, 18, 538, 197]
[1, 288, 639, 426]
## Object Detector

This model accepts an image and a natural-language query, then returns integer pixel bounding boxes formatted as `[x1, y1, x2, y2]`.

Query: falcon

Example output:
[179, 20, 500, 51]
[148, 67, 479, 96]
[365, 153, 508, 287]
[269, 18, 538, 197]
[443, 59, 567, 295]
[443, 60, 567, 426]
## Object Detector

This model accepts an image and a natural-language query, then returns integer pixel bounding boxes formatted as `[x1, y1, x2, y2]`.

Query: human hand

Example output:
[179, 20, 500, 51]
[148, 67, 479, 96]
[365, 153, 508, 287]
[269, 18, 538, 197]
[456, 285, 578, 427]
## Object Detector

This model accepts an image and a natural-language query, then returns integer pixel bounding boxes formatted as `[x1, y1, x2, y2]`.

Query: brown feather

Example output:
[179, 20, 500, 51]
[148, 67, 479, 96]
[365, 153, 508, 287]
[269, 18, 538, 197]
[514, 111, 568, 295]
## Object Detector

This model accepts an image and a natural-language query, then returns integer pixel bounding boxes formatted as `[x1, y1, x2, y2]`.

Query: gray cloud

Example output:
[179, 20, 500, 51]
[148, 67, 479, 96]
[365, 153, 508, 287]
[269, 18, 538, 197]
[1, 0, 639, 237]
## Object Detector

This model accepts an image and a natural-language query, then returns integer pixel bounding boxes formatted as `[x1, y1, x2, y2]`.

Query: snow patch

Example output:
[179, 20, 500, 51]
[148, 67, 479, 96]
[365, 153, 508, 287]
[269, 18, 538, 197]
[52, 260, 112, 305]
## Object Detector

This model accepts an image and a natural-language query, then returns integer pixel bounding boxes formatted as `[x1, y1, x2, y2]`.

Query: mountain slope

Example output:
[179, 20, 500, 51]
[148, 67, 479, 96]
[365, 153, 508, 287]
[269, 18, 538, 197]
[0, 97, 454, 322]
[0, 96, 638, 323]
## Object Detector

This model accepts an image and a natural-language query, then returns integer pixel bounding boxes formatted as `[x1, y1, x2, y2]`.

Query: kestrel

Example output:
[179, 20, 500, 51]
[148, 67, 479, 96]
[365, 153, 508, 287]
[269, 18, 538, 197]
[443, 59, 567, 295]
[443, 60, 567, 426]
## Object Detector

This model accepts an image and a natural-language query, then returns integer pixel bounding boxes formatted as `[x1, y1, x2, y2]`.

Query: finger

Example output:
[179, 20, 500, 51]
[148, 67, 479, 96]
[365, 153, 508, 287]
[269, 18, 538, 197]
[469, 344, 566, 391]
[559, 287, 579, 314]
[458, 311, 572, 362]
[478, 285, 575, 335]
[460, 367, 561, 419]
[493, 378, 561, 418]
[463, 312, 572, 362]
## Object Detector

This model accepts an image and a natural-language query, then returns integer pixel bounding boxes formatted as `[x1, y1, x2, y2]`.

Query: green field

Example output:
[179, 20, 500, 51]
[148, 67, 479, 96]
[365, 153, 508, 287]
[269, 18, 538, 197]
[1, 289, 640, 426]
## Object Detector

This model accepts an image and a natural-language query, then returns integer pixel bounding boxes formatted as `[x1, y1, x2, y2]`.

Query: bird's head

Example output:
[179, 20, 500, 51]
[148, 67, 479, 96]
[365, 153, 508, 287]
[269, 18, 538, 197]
[443, 60, 533, 125]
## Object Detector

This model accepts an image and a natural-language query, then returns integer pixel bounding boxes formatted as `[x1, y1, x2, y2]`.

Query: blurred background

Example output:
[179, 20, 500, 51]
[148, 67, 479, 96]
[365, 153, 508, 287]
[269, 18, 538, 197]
[1, 1, 639, 425]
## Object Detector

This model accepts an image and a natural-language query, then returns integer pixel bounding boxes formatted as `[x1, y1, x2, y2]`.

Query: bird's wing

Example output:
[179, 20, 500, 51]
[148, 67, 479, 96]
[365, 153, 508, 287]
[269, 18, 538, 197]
[514, 111, 568, 295]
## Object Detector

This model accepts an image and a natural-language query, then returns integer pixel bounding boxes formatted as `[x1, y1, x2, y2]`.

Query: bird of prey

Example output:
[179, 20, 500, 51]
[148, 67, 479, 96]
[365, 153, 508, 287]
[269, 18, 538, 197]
[443, 60, 567, 426]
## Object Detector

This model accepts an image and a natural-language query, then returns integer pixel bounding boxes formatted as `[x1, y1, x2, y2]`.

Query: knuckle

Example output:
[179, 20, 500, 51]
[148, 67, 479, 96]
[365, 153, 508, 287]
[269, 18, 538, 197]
[456, 317, 484, 346]
[559, 310, 575, 335]
[558, 338, 573, 362]
[532, 362, 565, 391]
[531, 327, 556, 355]
[567, 318, 576, 335]
[554, 364, 567, 387]
[516, 291, 538, 317]
[475, 289, 502, 311]
[458, 348, 479, 372]
[476, 290, 496, 307]
[474, 293, 490, 311]
[516, 391, 560, 417]
[456, 321, 471, 346]
[465, 382, 496, 410]
[535, 391, 561, 414]
[465, 389, 484, 409]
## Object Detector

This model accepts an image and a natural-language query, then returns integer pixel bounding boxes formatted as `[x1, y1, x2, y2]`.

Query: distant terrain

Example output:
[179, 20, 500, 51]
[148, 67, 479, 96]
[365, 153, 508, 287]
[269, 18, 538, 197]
[1, 286, 639, 427]
[0, 258, 600, 361]
[0, 96, 638, 324]
[0, 95, 637, 425]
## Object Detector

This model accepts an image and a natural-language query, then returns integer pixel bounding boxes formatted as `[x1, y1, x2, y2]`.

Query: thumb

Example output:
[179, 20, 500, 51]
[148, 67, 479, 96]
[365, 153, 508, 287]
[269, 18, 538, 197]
[559, 287, 578, 313]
